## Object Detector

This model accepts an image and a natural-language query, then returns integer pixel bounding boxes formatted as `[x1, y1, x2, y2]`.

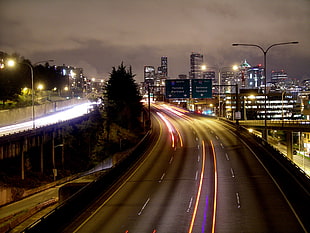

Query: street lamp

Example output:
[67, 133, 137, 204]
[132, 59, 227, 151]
[7, 59, 54, 129]
[203, 65, 238, 117]
[232, 41, 298, 141]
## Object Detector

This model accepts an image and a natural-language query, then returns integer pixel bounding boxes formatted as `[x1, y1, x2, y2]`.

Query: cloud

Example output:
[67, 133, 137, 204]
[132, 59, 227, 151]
[1, 0, 309, 81]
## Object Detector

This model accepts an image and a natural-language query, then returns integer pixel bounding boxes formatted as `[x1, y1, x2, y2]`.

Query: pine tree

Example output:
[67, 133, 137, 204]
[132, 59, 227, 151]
[106, 62, 142, 130]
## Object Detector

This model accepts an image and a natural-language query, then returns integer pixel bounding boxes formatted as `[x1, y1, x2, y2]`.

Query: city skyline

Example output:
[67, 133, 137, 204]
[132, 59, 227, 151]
[1, 0, 309, 82]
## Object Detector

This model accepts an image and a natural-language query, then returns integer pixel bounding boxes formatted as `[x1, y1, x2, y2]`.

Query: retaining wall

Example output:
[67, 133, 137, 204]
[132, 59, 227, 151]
[0, 98, 88, 127]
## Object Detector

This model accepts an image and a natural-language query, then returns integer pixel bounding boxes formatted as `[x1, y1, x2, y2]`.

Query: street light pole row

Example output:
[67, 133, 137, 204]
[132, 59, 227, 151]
[232, 41, 299, 141]
[7, 59, 54, 129]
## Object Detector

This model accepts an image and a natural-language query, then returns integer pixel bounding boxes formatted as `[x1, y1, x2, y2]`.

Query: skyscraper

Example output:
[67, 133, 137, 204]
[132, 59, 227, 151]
[190, 52, 203, 79]
[161, 56, 168, 77]
[144, 66, 155, 85]
[247, 65, 264, 88]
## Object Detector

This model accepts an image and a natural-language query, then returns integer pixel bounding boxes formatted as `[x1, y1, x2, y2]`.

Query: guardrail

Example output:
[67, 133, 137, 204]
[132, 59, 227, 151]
[235, 125, 310, 231]
[221, 118, 310, 181]
[239, 119, 310, 130]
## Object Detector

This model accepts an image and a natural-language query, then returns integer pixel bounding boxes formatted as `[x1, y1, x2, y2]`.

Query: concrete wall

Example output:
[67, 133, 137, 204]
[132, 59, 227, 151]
[0, 98, 88, 127]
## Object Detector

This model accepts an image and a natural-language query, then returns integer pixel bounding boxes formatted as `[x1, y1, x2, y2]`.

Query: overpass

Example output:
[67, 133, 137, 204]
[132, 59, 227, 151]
[239, 119, 310, 131]
[238, 119, 310, 167]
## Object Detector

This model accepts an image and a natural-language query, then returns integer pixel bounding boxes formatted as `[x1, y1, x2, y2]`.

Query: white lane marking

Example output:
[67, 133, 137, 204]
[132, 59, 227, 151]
[197, 155, 200, 162]
[187, 196, 193, 212]
[225, 153, 230, 161]
[195, 137, 199, 141]
[230, 168, 235, 178]
[224, 126, 307, 231]
[195, 170, 199, 180]
[197, 144, 200, 149]
[138, 197, 150, 216]
[220, 143, 224, 149]
[215, 135, 219, 140]
[159, 173, 165, 183]
[169, 156, 174, 164]
[236, 192, 241, 208]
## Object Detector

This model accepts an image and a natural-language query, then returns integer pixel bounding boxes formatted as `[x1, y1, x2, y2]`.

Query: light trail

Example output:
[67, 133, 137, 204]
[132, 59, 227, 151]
[159, 111, 184, 148]
[162, 104, 185, 116]
[156, 112, 184, 148]
[161, 104, 192, 121]
[188, 140, 218, 233]
[0, 102, 94, 136]
[210, 140, 218, 233]
[174, 125, 183, 147]
[188, 140, 206, 233]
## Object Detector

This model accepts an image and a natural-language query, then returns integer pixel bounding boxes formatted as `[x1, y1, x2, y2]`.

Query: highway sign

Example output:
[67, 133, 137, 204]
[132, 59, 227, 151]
[165, 79, 190, 98]
[192, 79, 212, 98]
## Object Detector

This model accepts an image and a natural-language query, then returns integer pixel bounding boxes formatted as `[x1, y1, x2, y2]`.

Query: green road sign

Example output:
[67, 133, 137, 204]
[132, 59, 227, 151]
[166, 79, 190, 98]
[192, 79, 212, 98]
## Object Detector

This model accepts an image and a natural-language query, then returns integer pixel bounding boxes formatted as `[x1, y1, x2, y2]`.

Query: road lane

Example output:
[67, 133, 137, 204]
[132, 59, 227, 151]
[195, 116, 306, 232]
[70, 107, 216, 233]
[62, 104, 306, 233]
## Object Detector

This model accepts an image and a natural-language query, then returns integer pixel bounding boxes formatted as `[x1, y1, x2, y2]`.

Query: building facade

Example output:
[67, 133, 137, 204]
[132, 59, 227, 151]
[190, 52, 203, 79]
[57, 65, 84, 97]
[160, 56, 168, 77]
[144, 66, 156, 85]
[247, 65, 264, 89]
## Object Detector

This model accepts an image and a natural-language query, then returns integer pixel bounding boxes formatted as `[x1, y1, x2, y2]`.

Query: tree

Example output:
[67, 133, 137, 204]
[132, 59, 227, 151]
[106, 63, 142, 130]
[0, 52, 24, 106]
[0, 52, 66, 107]
[35, 63, 66, 91]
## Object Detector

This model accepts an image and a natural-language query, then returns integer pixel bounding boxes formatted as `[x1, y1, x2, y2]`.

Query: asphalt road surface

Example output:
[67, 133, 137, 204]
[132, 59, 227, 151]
[64, 104, 306, 233]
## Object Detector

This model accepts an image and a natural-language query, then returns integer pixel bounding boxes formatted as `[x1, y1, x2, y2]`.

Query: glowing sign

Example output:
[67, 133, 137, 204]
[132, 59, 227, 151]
[165, 79, 190, 98]
[192, 79, 212, 98]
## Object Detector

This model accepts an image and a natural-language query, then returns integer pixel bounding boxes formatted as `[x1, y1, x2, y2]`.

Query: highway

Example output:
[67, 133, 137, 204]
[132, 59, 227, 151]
[63, 104, 306, 233]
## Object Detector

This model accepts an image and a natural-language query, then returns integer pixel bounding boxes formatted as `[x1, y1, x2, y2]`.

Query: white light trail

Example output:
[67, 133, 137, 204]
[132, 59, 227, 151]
[0, 102, 95, 136]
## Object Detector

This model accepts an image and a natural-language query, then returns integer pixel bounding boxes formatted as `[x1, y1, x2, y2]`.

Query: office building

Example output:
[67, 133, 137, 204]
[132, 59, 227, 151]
[178, 74, 188, 79]
[190, 52, 203, 79]
[270, 70, 288, 90]
[160, 56, 168, 77]
[271, 70, 288, 83]
[57, 65, 84, 96]
[225, 89, 301, 120]
[247, 65, 264, 88]
[203, 71, 216, 81]
[144, 66, 156, 85]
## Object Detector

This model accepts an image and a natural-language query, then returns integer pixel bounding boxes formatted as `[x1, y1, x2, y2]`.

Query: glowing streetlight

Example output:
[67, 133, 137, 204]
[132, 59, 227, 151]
[232, 41, 299, 141]
[204, 65, 239, 117]
[37, 84, 44, 91]
[7, 60, 15, 67]
[232, 65, 239, 71]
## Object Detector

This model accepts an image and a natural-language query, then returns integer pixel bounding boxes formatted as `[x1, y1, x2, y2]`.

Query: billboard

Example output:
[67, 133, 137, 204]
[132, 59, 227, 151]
[192, 79, 212, 98]
[165, 79, 190, 98]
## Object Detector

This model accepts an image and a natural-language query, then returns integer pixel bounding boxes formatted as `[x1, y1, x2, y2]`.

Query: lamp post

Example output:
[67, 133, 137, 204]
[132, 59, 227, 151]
[202, 65, 237, 117]
[232, 41, 298, 141]
[7, 59, 54, 129]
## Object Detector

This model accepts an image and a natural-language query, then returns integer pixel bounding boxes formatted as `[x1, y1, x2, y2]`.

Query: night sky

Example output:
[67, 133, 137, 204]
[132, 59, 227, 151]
[1, 0, 309, 82]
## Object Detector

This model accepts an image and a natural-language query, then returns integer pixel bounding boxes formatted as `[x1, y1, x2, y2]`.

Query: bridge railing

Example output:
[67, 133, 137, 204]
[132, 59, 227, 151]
[239, 119, 310, 129]
[220, 117, 310, 181]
